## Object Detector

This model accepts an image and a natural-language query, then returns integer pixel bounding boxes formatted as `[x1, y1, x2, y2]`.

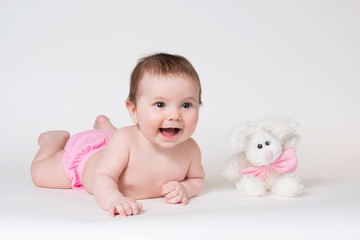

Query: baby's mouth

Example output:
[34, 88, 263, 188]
[159, 128, 181, 137]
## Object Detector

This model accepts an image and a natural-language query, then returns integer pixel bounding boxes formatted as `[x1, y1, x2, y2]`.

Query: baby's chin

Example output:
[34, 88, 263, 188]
[156, 128, 188, 149]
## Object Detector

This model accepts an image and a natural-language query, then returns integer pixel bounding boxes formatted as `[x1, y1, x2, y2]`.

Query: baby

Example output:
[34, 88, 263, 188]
[31, 53, 205, 217]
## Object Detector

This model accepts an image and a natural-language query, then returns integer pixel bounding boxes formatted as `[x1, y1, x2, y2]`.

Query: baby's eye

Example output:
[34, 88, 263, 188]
[265, 141, 270, 146]
[257, 144, 263, 149]
[155, 102, 165, 108]
[181, 102, 191, 109]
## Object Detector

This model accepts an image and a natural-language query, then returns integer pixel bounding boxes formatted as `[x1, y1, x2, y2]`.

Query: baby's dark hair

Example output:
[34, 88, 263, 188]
[128, 53, 201, 105]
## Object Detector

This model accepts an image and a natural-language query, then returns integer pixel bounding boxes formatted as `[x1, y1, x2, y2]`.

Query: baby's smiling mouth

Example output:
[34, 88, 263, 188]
[159, 128, 181, 137]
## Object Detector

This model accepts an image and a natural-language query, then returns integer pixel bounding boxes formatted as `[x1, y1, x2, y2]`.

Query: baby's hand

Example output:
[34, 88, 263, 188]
[161, 181, 188, 205]
[108, 197, 143, 218]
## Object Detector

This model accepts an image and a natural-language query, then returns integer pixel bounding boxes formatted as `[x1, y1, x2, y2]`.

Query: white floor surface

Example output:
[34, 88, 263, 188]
[1, 162, 359, 240]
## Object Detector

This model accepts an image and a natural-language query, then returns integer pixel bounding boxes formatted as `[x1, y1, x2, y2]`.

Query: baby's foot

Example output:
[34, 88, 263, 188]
[38, 131, 70, 146]
[94, 115, 116, 130]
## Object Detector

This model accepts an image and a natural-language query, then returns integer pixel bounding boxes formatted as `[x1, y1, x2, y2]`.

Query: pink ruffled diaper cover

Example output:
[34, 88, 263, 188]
[62, 129, 114, 189]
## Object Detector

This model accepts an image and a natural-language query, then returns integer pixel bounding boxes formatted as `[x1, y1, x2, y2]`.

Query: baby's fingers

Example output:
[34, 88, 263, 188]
[108, 203, 128, 218]
[108, 206, 116, 217]
[161, 185, 174, 196]
[113, 204, 127, 218]
[122, 202, 133, 216]
[137, 202, 143, 213]
[128, 201, 143, 215]
[116, 202, 143, 217]
[166, 194, 183, 204]
[108, 204, 125, 218]
[165, 189, 179, 199]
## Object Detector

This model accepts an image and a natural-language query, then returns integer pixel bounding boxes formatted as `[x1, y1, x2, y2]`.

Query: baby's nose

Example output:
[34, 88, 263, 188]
[167, 111, 181, 121]
[264, 150, 273, 160]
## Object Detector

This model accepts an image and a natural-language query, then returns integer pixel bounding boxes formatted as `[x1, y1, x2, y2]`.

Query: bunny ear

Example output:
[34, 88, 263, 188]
[228, 122, 256, 155]
[260, 118, 298, 140]
[259, 117, 300, 148]
[283, 134, 301, 150]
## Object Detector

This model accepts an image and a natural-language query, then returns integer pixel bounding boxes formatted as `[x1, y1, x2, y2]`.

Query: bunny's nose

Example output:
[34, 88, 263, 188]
[264, 150, 273, 160]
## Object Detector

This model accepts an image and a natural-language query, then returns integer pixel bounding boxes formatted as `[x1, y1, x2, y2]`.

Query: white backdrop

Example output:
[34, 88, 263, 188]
[1, 0, 359, 239]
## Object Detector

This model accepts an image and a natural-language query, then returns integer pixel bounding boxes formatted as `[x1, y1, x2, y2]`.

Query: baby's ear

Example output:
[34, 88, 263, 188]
[125, 99, 138, 124]
[229, 122, 255, 155]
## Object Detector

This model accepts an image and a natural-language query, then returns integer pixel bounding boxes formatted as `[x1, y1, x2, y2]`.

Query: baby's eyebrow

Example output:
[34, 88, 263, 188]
[179, 96, 199, 104]
[151, 96, 198, 102]
[183, 97, 197, 102]
[151, 96, 167, 101]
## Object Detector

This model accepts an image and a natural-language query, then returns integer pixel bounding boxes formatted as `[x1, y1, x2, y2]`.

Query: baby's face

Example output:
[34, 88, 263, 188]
[133, 73, 200, 149]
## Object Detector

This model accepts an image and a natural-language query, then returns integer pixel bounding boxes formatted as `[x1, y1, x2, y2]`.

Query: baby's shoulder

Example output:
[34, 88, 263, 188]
[181, 138, 201, 156]
[184, 137, 199, 147]
[110, 125, 137, 142]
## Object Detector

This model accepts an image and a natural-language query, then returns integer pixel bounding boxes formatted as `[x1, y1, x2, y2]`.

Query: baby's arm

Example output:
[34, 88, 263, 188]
[92, 130, 142, 217]
[161, 142, 205, 205]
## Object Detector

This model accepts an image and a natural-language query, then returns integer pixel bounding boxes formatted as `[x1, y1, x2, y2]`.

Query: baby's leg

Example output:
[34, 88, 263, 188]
[93, 115, 117, 130]
[31, 131, 72, 189]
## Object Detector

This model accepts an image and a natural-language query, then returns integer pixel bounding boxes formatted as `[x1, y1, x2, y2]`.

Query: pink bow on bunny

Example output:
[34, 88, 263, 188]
[240, 148, 297, 181]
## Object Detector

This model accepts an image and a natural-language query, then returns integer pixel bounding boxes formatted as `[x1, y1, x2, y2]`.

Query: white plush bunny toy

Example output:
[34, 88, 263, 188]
[223, 118, 304, 197]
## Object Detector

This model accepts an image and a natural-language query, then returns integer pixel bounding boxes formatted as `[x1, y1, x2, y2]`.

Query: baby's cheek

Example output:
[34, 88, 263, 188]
[186, 117, 199, 134]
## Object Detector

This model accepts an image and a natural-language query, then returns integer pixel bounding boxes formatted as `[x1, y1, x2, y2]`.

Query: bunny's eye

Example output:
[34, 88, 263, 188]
[265, 141, 270, 146]
[257, 144, 263, 149]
